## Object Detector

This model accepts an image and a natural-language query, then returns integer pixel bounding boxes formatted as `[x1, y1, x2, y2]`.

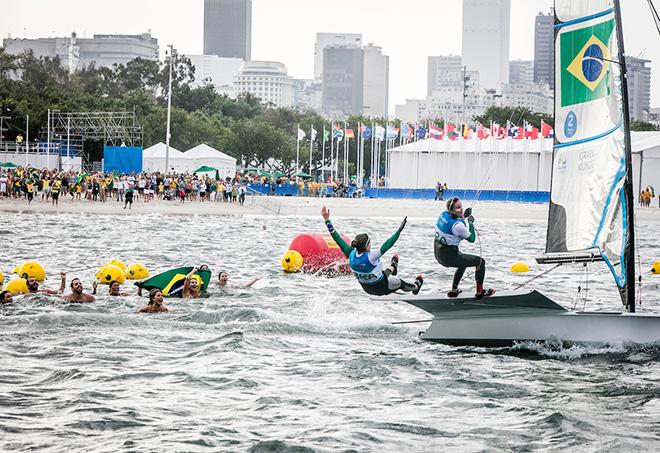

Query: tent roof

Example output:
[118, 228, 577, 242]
[388, 131, 660, 155]
[142, 142, 184, 158]
[184, 143, 236, 162]
[193, 165, 217, 173]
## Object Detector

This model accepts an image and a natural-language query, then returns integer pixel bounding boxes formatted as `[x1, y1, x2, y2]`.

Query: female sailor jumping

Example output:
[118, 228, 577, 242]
[322, 206, 423, 296]
[434, 197, 495, 299]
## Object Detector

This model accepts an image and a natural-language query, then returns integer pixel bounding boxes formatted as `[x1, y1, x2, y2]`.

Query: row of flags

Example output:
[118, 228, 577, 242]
[297, 120, 555, 143]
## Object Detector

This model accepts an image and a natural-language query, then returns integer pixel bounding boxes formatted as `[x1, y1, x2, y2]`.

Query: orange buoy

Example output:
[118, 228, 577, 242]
[282, 233, 351, 274]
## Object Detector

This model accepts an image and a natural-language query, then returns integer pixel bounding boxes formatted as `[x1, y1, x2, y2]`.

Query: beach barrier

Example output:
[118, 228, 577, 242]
[363, 188, 550, 203]
[244, 183, 549, 202]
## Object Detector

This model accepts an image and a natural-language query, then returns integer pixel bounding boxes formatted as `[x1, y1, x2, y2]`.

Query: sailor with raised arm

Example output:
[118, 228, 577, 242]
[434, 197, 495, 299]
[322, 206, 423, 296]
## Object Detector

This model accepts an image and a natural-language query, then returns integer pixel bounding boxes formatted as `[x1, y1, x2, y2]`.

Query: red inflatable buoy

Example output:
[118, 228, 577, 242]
[282, 233, 351, 274]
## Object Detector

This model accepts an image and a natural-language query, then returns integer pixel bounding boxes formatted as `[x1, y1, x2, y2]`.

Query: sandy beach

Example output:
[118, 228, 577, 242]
[1, 194, 659, 222]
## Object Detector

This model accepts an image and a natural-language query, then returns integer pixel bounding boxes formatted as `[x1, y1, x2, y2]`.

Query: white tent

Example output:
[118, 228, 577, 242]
[386, 132, 660, 193]
[142, 142, 187, 173]
[183, 144, 237, 179]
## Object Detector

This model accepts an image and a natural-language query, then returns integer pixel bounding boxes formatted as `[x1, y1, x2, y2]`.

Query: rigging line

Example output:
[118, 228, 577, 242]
[647, 0, 660, 36]
[633, 207, 643, 304]
[582, 263, 590, 312]
[513, 263, 562, 290]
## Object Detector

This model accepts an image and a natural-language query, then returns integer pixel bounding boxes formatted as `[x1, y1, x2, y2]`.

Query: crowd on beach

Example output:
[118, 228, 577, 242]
[0, 166, 371, 206]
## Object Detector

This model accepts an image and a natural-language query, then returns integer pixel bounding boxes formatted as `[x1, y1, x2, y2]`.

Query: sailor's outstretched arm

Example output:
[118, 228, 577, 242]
[321, 206, 352, 258]
[184, 266, 198, 289]
[379, 217, 407, 255]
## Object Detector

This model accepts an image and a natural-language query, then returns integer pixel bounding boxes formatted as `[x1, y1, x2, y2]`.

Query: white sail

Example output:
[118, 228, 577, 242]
[545, 0, 628, 288]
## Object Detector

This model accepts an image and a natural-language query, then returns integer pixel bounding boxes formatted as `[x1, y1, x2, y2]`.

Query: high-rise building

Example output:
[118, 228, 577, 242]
[462, 0, 510, 90]
[509, 60, 534, 84]
[427, 55, 463, 95]
[3, 32, 158, 72]
[188, 54, 244, 96]
[533, 11, 554, 89]
[362, 44, 389, 118]
[625, 56, 652, 121]
[233, 61, 295, 108]
[204, 0, 252, 60]
[314, 33, 362, 82]
[322, 46, 364, 118]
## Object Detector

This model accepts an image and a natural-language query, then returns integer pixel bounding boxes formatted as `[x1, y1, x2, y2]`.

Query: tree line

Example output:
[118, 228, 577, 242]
[2, 49, 654, 173]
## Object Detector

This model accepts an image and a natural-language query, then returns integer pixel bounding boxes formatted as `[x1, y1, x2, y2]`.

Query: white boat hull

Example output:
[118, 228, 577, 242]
[400, 290, 660, 347]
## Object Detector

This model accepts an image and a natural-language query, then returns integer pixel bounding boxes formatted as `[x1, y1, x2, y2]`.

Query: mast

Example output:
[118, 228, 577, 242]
[613, 0, 636, 312]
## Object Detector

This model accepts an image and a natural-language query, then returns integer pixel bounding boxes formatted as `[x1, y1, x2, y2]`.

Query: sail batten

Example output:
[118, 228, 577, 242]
[547, 0, 633, 304]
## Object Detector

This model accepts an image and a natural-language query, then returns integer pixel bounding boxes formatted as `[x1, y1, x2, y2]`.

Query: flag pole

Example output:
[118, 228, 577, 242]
[358, 122, 362, 187]
[344, 121, 348, 184]
[330, 123, 334, 183]
[296, 123, 300, 177]
[309, 124, 313, 177]
[321, 124, 326, 182]
[371, 123, 374, 187]
[46, 109, 51, 169]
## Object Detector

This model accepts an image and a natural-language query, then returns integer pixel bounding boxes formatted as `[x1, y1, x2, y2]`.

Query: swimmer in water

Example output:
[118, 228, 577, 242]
[92, 280, 130, 297]
[0, 290, 13, 304]
[182, 267, 201, 298]
[216, 271, 260, 289]
[321, 206, 424, 296]
[63, 278, 97, 303]
[24, 272, 66, 295]
[139, 289, 168, 313]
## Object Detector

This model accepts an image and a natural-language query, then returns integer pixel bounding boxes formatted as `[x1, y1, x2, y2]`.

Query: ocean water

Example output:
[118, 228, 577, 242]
[1, 206, 659, 452]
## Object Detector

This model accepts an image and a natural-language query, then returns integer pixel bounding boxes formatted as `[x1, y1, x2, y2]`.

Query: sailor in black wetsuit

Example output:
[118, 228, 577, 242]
[434, 197, 495, 299]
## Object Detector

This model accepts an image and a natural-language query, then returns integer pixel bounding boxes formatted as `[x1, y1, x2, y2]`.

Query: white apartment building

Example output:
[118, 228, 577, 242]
[233, 61, 295, 107]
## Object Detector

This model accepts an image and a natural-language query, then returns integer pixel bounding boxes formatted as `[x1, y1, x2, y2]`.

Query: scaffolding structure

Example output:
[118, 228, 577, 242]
[42, 110, 143, 170]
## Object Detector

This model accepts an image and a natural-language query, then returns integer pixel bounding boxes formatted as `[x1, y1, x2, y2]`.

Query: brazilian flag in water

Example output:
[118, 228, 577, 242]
[560, 18, 615, 107]
[135, 266, 212, 297]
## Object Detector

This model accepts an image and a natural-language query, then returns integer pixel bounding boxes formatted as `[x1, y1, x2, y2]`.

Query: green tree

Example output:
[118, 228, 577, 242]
[630, 120, 659, 131]
[473, 106, 553, 128]
[227, 120, 294, 171]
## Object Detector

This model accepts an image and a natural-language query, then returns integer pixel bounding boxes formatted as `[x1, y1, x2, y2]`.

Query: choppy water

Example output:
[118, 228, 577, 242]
[1, 204, 659, 452]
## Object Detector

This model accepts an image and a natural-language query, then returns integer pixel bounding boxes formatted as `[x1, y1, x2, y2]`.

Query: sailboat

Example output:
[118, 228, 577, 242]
[400, 0, 660, 346]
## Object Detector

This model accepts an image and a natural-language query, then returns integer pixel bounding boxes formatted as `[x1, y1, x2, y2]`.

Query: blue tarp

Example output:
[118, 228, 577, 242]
[243, 184, 549, 203]
[104, 146, 143, 174]
[363, 188, 549, 203]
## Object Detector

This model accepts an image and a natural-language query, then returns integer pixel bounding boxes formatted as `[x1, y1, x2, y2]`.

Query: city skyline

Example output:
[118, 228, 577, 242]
[2, 0, 659, 112]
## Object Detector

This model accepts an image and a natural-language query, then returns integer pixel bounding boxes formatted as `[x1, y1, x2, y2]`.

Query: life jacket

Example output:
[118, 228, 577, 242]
[435, 210, 467, 246]
[349, 250, 383, 285]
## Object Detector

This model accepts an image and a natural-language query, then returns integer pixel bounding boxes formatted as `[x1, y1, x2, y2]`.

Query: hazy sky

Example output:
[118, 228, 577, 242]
[1, 0, 658, 111]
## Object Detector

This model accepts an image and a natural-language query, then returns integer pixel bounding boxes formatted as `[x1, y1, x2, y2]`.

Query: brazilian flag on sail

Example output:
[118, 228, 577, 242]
[560, 18, 615, 107]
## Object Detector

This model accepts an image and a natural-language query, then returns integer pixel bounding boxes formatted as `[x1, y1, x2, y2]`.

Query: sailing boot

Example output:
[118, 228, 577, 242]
[447, 288, 462, 298]
[412, 274, 424, 295]
[475, 288, 496, 300]
[390, 253, 399, 276]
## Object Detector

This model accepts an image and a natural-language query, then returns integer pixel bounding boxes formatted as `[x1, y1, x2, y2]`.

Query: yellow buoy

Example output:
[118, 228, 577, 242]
[13, 261, 46, 281]
[651, 261, 660, 275]
[96, 264, 126, 285]
[106, 259, 127, 272]
[281, 250, 303, 273]
[5, 278, 28, 294]
[511, 262, 530, 273]
[125, 263, 149, 280]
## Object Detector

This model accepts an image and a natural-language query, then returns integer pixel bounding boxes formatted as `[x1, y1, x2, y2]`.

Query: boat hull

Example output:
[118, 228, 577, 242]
[399, 290, 660, 347]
